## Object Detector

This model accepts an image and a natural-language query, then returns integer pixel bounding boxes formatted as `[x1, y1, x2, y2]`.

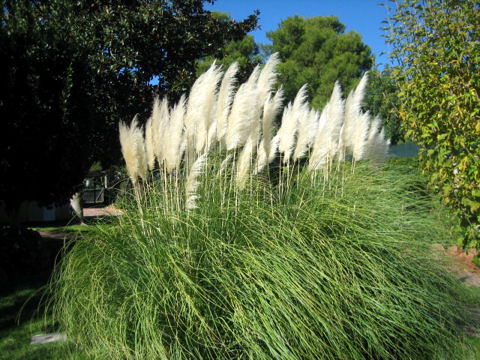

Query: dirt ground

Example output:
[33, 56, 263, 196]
[432, 244, 480, 287]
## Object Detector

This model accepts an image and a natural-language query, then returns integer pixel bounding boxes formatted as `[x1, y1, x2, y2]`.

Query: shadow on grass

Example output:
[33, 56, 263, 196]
[0, 268, 59, 360]
[0, 223, 96, 360]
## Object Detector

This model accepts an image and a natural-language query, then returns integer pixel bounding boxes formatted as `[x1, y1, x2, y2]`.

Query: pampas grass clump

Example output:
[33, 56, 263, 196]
[49, 55, 476, 359]
[49, 161, 475, 359]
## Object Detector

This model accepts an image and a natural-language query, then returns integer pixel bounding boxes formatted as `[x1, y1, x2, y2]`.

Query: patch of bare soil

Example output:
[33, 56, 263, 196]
[432, 244, 480, 287]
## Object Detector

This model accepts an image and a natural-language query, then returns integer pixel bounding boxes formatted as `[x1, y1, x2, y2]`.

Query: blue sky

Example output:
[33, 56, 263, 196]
[206, 0, 393, 68]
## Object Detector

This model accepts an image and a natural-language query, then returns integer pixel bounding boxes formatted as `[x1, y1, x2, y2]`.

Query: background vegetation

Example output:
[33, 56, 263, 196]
[386, 0, 480, 249]
[266, 15, 373, 109]
[0, 0, 258, 216]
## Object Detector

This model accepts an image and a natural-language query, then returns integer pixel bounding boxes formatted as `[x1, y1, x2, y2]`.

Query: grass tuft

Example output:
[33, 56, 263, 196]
[48, 160, 477, 359]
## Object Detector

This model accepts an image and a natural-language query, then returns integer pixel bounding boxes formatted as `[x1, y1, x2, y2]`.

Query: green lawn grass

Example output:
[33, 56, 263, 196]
[29, 224, 88, 233]
[0, 273, 58, 360]
[0, 260, 91, 359]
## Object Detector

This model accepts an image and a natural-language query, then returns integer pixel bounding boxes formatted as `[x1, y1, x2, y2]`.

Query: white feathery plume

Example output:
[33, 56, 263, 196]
[225, 84, 251, 150]
[206, 116, 218, 154]
[339, 90, 354, 159]
[278, 84, 308, 163]
[340, 72, 369, 157]
[325, 81, 345, 161]
[293, 104, 316, 161]
[196, 63, 223, 154]
[254, 134, 279, 175]
[308, 81, 345, 171]
[152, 96, 169, 167]
[364, 116, 390, 163]
[216, 62, 239, 142]
[119, 118, 139, 184]
[277, 102, 292, 150]
[218, 154, 233, 176]
[306, 108, 320, 148]
[364, 115, 381, 160]
[136, 126, 148, 181]
[256, 53, 280, 107]
[374, 128, 391, 162]
[309, 81, 346, 171]
[262, 88, 284, 161]
[352, 111, 371, 162]
[184, 62, 222, 156]
[236, 136, 256, 189]
[308, 105, 329, 171]
[225, 65, 260, 151]
[254, 138, 268, 175]
[268, 134, 280, 164]
[145, 115, 155, 170]
[337, 123, 347, 162]
[245, 53, 281, 148]
[149, 97, 160, 166]
[236, 66, 272, 186]
[185, 154, 207, 211]
[164, 94, 186, 173]
[184, 71, 206, 149]
[119, 116, 147, 183]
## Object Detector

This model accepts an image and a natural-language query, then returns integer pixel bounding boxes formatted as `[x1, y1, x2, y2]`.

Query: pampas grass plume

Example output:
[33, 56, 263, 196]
[256, 53, 280, 106]
[184, 63, 222, 155]
[262, 88, 284, 161]
[308, 105, 330, 171]
[152, 97, 169, 167]
[293, 105, 317, 161]
[225, 66, 260, 151]
[119, 116, 147, 184]
[254, 134, 280, 174]
[145, 115, 155, 170]
[196, 62, 223, 154]
[216, 62, 239, 142]
[352, 111, 371, 162]
[165, 94, 186, 173]
[185, 154, 207, 210]
[278, 84, 308, 163]
[341, 72, 369, 155]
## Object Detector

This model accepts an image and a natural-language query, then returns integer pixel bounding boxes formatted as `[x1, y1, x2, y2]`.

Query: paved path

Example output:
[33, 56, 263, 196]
[83, 205, 122, 217]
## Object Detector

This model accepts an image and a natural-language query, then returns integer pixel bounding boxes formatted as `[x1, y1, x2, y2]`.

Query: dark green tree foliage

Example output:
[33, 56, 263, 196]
[0, 0, 257, 215]
[196, 33, 264, 84]
[363, 67, 404, 145]
[267, 15, 373, 109]
[387, 0, 480, 248]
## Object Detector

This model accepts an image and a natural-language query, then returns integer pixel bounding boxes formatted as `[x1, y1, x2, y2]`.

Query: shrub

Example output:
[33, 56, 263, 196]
[48, 160, 476, 359]
[386, 0, 480, 248]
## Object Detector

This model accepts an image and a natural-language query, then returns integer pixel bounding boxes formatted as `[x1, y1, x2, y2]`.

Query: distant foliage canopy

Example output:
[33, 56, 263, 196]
[267, 15, 373, 110]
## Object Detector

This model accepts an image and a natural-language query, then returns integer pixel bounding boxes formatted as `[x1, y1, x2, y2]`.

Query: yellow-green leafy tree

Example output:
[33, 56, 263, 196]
[386, 0, 480, 248]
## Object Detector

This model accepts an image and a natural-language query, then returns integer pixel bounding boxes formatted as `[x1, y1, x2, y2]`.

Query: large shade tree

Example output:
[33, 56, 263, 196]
[195, 12, 264, 83]
[267, 15, 373, 109]
[0, 0, 258, 218]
